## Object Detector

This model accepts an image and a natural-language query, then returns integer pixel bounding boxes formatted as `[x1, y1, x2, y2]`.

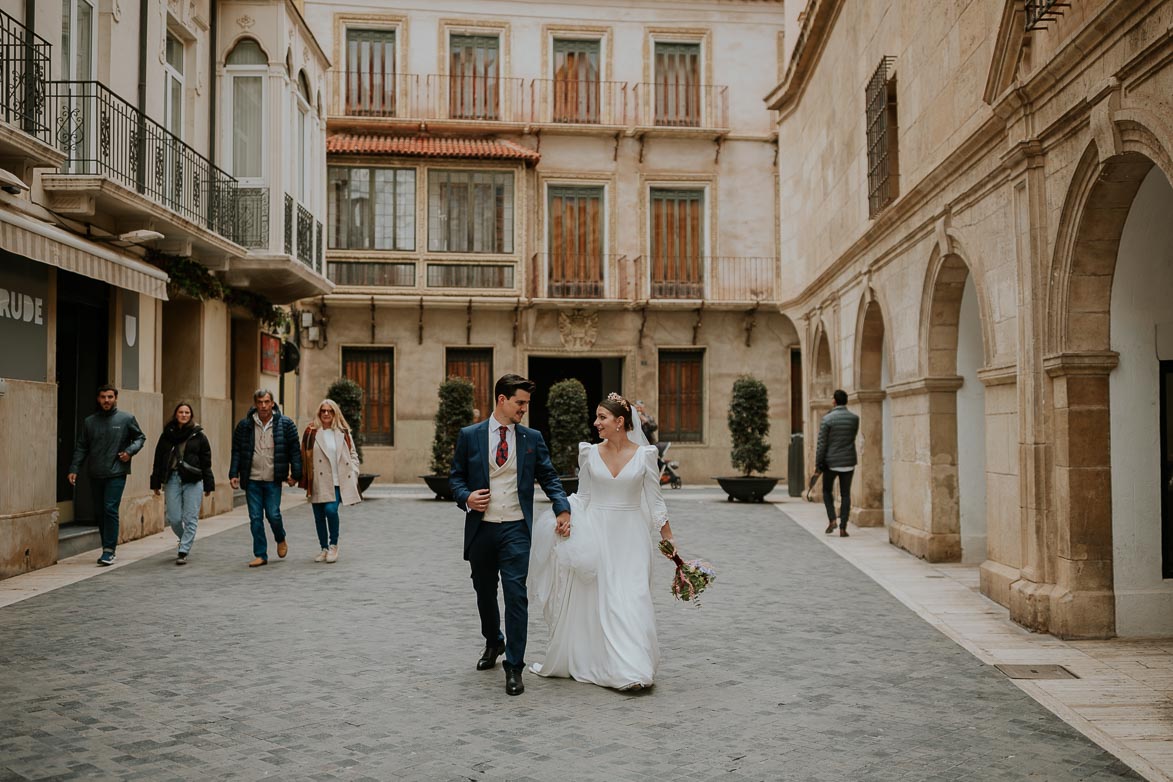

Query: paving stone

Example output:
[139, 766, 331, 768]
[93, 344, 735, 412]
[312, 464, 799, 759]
[0, 494, 1144, 780]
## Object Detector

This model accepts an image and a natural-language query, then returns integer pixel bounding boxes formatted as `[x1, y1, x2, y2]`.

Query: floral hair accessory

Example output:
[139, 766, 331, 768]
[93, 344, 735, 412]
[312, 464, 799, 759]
[606, 392, 630, 410]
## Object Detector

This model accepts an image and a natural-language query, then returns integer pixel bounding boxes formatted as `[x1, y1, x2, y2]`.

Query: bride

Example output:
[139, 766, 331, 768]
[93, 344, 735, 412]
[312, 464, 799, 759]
[528, 392, 674, 690]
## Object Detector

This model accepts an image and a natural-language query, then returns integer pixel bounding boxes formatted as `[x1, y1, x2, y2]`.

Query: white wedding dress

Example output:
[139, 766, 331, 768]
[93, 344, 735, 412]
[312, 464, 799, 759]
[529, 441, 669, 689]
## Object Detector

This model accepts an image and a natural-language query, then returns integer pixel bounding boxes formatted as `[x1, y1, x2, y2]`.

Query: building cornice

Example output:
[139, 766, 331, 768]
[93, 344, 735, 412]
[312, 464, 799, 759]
[764, 0, 843, 116]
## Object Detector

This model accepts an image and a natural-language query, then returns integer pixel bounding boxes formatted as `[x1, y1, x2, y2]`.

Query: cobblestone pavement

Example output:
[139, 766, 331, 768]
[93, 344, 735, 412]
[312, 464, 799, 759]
[0, 490, 1143, 781]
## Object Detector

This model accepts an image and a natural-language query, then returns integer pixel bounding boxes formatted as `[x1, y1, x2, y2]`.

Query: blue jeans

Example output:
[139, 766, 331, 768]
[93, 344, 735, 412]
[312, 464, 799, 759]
[90, 476, 127, 552]
[164, 473, 202, 554]
[467, 519, 530, 669]
[245, 480, 286, 561]
[311, 486, 342, 548]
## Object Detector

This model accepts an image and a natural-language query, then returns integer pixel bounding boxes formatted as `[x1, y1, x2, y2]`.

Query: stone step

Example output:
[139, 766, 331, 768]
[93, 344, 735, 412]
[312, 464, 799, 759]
[57, 523, 100, 560]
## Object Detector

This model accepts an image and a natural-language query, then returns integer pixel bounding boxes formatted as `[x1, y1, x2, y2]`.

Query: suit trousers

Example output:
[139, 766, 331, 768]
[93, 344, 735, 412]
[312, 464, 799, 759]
[467, 519, 530, 669]
[823, 469, 854, 529]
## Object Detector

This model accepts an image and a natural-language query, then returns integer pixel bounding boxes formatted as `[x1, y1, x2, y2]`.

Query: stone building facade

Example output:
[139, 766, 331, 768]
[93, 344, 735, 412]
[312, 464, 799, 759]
[0, 0, 331, 579]
[770, 0, 1173, 638]
[297, 0, 795, 485]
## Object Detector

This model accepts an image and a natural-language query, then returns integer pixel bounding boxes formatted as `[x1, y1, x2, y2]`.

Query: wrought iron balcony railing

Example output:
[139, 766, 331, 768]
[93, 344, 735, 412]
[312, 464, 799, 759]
[538, 252, 619, 299]
[649, 256, 777, 302]
[336, 73, 727, 130]
[1025, 0, 1070, 31]
[0, 8, 50, 144]
[296, 202, 313, 266]
[48, 80, 238, 240]
[236, 186, 269, 249]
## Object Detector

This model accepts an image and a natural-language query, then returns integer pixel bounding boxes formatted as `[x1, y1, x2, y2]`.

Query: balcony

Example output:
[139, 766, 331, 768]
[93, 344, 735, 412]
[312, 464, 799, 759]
[535, 253, 625, 299]
[0, 9, 63, 168]
[222, 190, 332, 303]
[333, 73, 727, 135]
[41, 80, 241, 260]
[648, 256, 777, 304]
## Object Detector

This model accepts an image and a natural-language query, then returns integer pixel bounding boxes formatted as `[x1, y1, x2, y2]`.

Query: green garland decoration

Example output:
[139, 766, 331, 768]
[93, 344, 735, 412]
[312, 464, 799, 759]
[150, 250, 290, 332]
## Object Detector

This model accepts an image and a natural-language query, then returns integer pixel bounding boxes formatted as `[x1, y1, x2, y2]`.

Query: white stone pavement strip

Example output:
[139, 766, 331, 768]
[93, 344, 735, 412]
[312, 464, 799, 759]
[0, 490, 307, 610]
[776, 497, 1173, 782]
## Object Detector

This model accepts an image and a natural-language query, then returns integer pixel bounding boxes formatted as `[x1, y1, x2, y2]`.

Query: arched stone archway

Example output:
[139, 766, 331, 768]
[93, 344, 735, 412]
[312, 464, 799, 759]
[851, 295, 889, 527]
[805, 323, 835, 490]
[1046, 140, 1173, 638]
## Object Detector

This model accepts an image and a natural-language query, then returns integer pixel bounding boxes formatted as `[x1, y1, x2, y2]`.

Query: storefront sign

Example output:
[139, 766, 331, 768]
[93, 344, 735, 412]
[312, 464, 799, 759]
[0, 251, 49, 380]
[261, 333, 281, 375]
[121, 291, 139, 390]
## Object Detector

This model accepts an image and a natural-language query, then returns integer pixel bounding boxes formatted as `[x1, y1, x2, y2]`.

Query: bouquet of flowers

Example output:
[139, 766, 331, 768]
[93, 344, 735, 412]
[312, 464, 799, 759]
[658, 540, 717, 603]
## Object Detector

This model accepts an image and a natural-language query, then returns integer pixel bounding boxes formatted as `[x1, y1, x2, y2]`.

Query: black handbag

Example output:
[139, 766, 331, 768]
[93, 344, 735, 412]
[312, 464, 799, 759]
[174, 439, 204, 483]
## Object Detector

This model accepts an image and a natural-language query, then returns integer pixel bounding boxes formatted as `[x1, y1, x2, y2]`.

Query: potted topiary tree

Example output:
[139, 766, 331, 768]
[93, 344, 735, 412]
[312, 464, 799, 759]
[422, 377, 475, 500]
[546, 378, 590, 494]
[715, 375, 780, 502]
[326, 378, 379, 496]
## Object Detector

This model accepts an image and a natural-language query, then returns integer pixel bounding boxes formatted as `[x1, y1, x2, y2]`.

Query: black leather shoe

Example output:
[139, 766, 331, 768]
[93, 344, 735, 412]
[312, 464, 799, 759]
[824, 521, 836, 534]
[477, 641, 505, 671]
[505, 665, 524, 696]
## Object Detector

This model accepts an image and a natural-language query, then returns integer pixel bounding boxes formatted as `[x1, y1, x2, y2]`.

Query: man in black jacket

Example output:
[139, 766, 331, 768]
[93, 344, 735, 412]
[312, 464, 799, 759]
[815, 389, 860, 537]
[68, 385, 147, 566]
[229, 389, 301, 567]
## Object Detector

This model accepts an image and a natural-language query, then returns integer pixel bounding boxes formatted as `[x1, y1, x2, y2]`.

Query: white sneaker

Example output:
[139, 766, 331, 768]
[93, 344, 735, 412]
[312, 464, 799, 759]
[326, 545, 339, 564]
[313, 548, 328, 563]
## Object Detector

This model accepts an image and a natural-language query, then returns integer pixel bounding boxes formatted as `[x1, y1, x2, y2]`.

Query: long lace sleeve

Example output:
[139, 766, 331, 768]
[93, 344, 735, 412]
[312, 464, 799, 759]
[641, 445, 669, 531]
[575, 442, 593, 507]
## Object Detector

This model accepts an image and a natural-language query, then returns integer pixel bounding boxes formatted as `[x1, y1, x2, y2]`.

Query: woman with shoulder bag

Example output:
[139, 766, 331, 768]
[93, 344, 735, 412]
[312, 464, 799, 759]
[150, 402, 215, 565]
[299, 398, 361, 563]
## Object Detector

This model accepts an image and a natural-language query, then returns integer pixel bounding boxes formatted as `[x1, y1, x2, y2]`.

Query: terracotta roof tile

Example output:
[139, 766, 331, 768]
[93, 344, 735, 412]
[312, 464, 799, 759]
[326, 133, 540, 162]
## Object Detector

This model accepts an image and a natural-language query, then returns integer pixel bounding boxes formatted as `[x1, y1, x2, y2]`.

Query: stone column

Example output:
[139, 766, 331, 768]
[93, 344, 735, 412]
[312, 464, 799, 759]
[849, 389, 886, 527]
[885, 376, 963, 561]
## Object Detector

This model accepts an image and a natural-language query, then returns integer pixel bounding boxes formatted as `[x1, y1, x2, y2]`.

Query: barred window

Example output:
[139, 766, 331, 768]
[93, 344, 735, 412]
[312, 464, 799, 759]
[342, 347, 394, 446]
[328, 166, 415, 251]
[658, 350, 703, 443]
[446, 348, 493, 421]
[427, 170, 514, 253]
[865, 56, 899, 217]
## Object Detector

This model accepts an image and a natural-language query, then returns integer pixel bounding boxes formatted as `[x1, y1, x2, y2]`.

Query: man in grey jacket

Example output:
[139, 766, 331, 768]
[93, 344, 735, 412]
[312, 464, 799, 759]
[815, 389, 860, 537]
[69, 385, 147, 565]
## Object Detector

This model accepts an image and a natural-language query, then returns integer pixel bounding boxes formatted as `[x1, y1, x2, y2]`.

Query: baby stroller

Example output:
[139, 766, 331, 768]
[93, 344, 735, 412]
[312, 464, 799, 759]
[656, 442, 682, 489]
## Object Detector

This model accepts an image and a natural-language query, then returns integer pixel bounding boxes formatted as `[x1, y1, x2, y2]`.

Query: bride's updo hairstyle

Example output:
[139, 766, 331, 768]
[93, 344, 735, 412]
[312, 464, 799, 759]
[599, 393, 634, 431]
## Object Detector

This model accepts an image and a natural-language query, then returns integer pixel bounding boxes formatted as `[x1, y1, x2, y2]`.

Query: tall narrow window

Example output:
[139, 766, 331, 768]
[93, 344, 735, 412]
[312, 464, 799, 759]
[649, 188, 704, 299]
[428, 170, 514, 253]
[164, 33, 185, 138]
[658, 350, 703, 443]
[548, 185, 604, 297]
[449, 34, 499, 120]
[61, 0, 95, 172]
[328, 166, 416, 250]
[866, 56, 899, 217]
[654, 42, 700, 127]
[346, 29, 395, 116]
[446, 348, 493, 421]
[226, 39, 266, 181]
[343, 347, 394, 445]
[297, 71, 312, 204]
[552, 39, 600, 123]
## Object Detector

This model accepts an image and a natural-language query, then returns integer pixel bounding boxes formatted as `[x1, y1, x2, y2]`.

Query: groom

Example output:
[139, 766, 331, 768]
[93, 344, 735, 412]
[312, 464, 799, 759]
[450, 373, 571, 696]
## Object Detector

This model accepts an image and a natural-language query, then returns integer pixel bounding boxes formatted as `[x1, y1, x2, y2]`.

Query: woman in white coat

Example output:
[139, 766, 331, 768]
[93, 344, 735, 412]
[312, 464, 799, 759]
[299, 399, 361, 563]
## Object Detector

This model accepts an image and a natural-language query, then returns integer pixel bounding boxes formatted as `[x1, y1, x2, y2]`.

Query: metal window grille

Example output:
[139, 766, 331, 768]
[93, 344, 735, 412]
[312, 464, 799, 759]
[657, 350, 704, 443]
[296, 203, 313, 265]
[284, 193, 293, 254]
[1025, 1, 1070, 31]
[342, 347, 394, 446]
[865, 56, 898, 218]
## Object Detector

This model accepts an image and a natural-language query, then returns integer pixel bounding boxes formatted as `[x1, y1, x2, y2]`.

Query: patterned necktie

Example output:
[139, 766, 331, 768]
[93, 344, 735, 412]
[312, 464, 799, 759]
[495, 426, 509, 467]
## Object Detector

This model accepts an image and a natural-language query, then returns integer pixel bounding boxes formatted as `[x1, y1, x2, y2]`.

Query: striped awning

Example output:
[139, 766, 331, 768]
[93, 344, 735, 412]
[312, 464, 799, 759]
[0, 206, 168, 300]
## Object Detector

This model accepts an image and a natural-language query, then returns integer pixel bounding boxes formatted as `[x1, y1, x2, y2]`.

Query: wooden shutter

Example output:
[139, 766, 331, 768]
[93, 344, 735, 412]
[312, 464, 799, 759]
[650, 189, 704, 298]
[553, 39, 600, 123]
[346, 29, 395, 116]
[658, 350, 703, 442]
[548, 186, 603, 297]
[343, 347, 394, 445]
[450, 35, 499, 120]
[654, 42, 700, 127]
[446, 348, 493, 420]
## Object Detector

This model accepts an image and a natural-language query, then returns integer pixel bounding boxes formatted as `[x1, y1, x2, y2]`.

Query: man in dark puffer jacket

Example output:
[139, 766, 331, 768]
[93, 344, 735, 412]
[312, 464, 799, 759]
[816, 389, 860, 537]
[229, 389, 301, 567]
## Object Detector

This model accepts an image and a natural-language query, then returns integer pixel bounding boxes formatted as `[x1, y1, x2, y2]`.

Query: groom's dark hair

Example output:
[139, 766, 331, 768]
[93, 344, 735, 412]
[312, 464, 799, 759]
[495, 373, 536, 401]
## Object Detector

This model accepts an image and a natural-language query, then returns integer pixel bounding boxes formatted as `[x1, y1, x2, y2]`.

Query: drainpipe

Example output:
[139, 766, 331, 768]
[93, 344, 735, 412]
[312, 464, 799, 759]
[208, 0, 217, 163]
[136, 0, 148, 194]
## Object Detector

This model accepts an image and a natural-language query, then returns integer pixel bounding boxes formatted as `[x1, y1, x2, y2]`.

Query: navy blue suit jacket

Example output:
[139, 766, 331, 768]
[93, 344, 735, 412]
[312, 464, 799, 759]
[449, 419, 571, 560]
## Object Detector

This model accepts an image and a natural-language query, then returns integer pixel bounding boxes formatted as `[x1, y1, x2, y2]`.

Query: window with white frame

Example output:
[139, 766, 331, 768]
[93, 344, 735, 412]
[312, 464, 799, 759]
[60, 0, 95, 81]
[226, 38, 266, 181]
[427, 170, 514, 253]
[297, 71, 312, 204]
[328, 166, 416, 251]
